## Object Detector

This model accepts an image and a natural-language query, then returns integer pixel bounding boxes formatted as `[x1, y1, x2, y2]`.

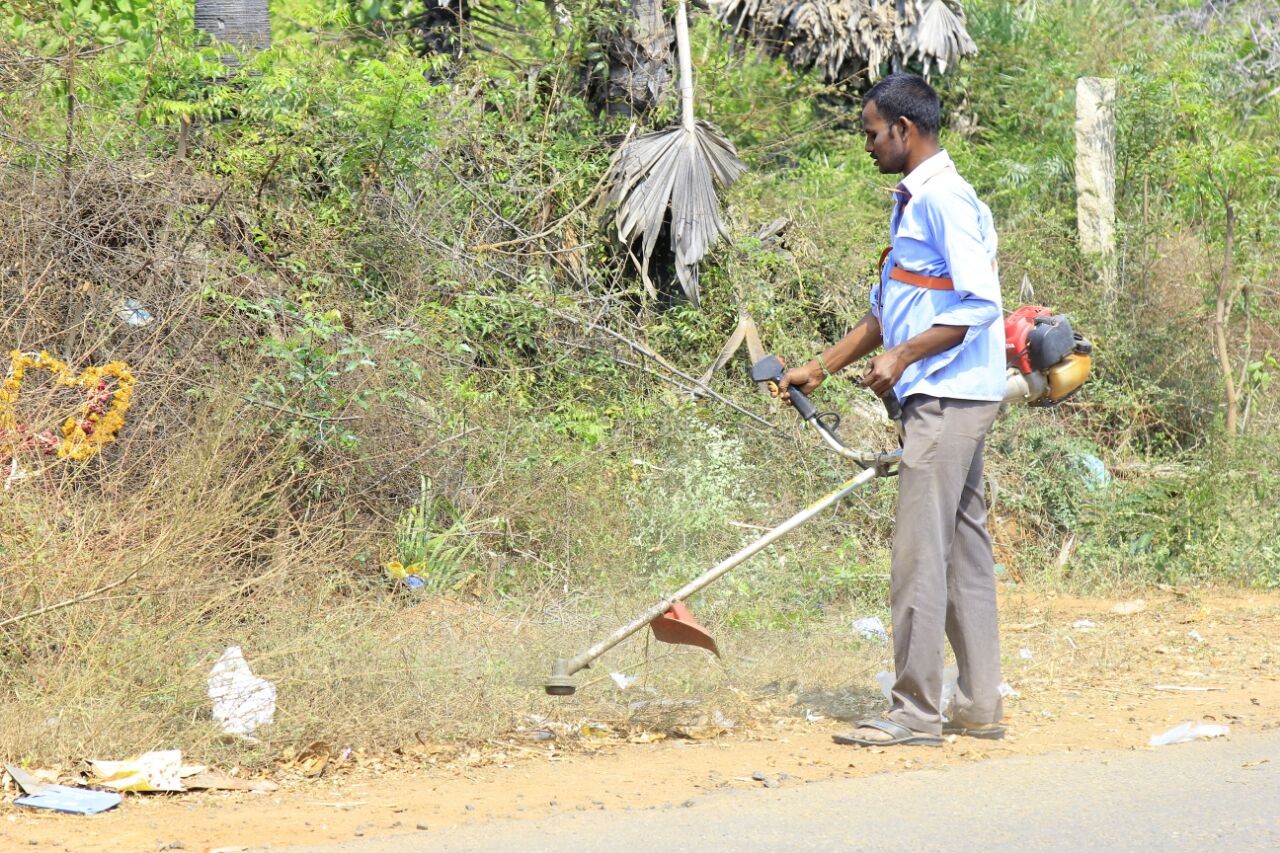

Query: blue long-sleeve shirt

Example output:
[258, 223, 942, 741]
[869, 150, 1006, 403]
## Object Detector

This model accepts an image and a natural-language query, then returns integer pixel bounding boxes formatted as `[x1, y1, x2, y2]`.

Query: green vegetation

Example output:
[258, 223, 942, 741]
[1, 0, 1278, 763]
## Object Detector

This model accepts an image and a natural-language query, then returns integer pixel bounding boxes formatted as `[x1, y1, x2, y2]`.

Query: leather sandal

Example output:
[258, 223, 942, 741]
[941, 721, 1006, 740]
[832, 718, 943, 747]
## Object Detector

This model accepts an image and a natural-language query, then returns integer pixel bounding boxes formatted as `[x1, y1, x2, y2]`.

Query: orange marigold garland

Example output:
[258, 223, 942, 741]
[0, 350, 136, 462]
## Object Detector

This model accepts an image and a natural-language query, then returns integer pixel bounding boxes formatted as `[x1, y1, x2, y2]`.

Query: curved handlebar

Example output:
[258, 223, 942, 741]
[750, 353, 902, 424]
[750, 353, 901, 475]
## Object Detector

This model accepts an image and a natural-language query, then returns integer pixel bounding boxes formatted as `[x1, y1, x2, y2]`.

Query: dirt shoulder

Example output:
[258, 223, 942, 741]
[4, 589, 1279, 853]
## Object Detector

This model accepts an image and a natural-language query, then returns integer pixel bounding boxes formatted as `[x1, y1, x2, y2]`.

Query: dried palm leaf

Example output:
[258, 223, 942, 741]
[606, 0, 747, 306]
[896, 0, 977, 75]
[716, 0, 975, 87]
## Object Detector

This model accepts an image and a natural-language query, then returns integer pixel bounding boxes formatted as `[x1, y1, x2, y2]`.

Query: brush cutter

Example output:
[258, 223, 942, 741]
[544, 355, 901, 696]
[544, 308, 1094, 696]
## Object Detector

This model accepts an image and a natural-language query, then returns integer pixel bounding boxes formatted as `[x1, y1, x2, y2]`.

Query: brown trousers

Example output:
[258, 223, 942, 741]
[886, 395, 1003, 735]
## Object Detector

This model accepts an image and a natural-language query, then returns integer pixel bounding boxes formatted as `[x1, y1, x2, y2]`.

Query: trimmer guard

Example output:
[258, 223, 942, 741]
[650, 600, 720, 657]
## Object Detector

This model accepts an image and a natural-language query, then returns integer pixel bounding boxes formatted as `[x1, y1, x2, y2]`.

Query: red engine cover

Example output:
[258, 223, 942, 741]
[1005, 305, 1052, 374]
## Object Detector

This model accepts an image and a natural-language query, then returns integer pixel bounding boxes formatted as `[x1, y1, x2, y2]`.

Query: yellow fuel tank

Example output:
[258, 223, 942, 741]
[1047, 353, 1092, 401]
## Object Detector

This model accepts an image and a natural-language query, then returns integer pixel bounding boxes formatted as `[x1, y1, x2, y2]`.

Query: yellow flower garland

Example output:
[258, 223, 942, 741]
[1, 350, 136, 462]
[384, 560, 425, 579]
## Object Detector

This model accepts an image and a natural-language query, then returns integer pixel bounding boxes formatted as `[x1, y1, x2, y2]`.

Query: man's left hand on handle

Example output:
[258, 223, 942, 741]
[863, 350, 908, 398]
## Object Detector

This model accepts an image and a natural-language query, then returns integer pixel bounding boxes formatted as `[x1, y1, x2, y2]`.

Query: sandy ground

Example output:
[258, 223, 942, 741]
[4, 589, 1278, 853]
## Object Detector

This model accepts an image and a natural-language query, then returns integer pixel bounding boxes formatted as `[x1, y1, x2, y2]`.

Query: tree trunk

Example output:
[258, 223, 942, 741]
[600, 0, 673, 119]
[195, 0, 271, 67]
[1212, 202, 1239, 437]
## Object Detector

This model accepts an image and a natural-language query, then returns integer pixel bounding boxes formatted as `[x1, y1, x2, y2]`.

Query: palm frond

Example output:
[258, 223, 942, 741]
[896, 0, 977, 75]
[715, 0, 976, 86]
[605, 0, 747, 307]
[607, 121, 746, 305]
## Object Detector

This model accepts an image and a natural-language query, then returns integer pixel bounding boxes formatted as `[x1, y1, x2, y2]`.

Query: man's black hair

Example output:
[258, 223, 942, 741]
[863, 73, 941, 137]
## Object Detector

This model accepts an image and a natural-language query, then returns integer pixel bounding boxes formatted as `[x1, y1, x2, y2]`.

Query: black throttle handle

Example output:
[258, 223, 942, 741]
[852, 376, 902, 421]
[788, 386, 818, 422]
[751, 354, 818, 421]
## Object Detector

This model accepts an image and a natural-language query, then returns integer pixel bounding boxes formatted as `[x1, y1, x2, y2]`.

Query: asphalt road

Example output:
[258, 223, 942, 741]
[279, 731, 1280, 852]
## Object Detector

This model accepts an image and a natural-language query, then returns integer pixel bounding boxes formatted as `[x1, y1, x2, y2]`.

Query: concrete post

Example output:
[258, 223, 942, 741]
[1075, 77, 1117, 293]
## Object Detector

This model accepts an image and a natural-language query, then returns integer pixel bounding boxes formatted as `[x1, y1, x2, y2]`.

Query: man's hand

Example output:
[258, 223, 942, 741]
[862, 349, 908, 398]
[861, 325, 968, 398]
[775, 362, 823, 406]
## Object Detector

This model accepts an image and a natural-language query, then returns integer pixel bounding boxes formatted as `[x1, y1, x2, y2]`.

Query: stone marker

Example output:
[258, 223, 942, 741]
[1074, 77, 1117, 292]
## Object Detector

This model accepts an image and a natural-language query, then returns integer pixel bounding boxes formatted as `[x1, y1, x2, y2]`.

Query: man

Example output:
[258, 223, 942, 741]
[778, 73, 1006, 747]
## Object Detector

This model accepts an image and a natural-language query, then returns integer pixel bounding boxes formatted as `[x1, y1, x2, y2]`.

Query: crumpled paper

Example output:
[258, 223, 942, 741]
[207, 646, 277, 738]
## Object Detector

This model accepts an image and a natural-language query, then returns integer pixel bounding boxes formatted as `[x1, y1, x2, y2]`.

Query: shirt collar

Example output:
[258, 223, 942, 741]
[899, 149, 954, 198]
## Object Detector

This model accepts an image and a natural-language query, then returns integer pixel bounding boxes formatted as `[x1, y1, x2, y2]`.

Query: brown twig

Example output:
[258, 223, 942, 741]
[0, 568, 140, 631]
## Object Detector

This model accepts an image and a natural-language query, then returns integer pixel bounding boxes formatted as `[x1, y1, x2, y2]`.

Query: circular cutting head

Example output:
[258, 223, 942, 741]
[544, 677, 576, 696]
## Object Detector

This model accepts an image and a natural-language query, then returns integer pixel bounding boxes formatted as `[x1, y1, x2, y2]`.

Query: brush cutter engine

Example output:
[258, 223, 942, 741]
[1002, 306, 1093, 406]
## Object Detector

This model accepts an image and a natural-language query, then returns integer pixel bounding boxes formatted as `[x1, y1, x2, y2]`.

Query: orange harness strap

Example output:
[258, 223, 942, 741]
[890, 267, 955, 290]
[878, 245, 955, 291]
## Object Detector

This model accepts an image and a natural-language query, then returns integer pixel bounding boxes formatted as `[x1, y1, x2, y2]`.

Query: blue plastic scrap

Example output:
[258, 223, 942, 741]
[1070, 452, 1111, 491]
[15, 785, 122, 815]
[116, 297, 154, 327]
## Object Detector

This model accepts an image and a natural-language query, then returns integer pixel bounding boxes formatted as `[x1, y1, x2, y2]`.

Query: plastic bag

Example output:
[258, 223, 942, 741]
[874, 670, 894, 702]
[207, 646, 276, 738]
[940, 665, 960, 716]
[610, 672, 640, 689]
[852, 616, 889, 643]
[1149, 721, 1230, 747]
[875, 666, 960, 717]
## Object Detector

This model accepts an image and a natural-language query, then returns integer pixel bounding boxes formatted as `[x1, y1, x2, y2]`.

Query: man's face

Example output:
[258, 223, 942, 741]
[862, 100, 908, 174]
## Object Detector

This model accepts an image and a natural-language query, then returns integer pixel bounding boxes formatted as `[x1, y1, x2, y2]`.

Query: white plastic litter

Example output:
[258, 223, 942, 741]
[610, 672, 640, 690]
[940, 665, 960, 714]
[4, 455, 25, 491]
[876, 666, 960, 715]
[207, 646, 276, 738]
[1188, 629, 1205, 643]
[1149, 721, 1230, 747]
[998, 682, 1020, 699]
[89, 750, 205, 793]
[874, 670, 894, 702]
[852, 616, 888, 643]
[1018, 647, 1033, 660]
[1072, 619, 1099, 631]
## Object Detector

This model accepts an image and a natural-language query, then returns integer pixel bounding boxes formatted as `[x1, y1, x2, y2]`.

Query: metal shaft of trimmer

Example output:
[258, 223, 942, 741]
[547, 464, 879, 685]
